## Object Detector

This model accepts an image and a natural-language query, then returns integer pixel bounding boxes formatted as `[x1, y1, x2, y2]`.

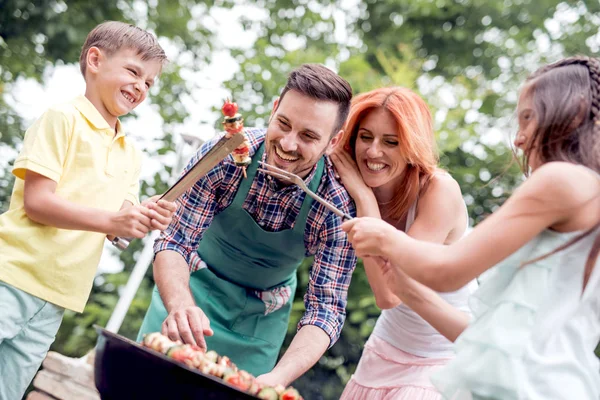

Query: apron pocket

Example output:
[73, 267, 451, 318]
[254, 285, 293, 315]
[192, 266, 294, 366]
[231, 290, 292, 348]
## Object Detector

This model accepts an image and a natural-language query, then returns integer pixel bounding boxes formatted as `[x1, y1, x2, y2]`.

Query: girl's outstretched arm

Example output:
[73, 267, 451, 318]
[343, 162, 600, 292]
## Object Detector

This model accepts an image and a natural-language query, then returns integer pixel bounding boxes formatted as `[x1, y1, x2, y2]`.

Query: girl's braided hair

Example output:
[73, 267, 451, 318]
[522, 56, 600, 290]
[524, 56, 600, 173]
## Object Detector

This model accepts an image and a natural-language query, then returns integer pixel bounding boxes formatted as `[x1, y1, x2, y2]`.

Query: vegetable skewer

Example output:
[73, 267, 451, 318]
[222, 99, 251, 178]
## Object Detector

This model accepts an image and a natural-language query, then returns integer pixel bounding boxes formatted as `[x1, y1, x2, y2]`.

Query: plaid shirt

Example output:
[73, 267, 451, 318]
[155, 128, 357, 347]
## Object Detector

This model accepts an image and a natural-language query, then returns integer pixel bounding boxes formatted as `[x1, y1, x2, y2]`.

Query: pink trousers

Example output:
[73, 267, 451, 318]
[340, 334, 451, 400]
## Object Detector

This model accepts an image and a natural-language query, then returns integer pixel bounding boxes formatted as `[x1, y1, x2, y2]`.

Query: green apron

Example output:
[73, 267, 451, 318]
[138, 143, 324, 375]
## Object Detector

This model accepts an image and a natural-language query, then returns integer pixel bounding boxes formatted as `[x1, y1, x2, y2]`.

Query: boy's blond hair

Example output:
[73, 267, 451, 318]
[79, 21, 167, 78]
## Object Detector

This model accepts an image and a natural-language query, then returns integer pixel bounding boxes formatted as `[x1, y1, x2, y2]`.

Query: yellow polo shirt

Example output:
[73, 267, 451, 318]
[0, 96, 142, 312]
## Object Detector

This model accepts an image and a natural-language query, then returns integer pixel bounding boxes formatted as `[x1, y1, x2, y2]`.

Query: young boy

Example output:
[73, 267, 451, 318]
[0, 21, 176, 399]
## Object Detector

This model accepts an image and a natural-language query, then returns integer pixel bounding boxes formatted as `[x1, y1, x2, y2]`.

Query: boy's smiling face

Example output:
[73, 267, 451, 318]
[85, 47, 162, 129]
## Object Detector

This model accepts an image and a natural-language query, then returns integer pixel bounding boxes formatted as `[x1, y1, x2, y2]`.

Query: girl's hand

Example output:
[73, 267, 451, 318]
[344, 218, 413, 299]
[330, 149, 373, 201]
[342, 217, 402, 258]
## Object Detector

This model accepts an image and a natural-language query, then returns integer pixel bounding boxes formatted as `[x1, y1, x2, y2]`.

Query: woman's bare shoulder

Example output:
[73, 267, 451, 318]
[423, 171, 464, 205]
[418, 171, 467, 235]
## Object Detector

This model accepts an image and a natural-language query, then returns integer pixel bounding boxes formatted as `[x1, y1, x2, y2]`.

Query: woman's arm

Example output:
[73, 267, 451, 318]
[386, 174, 471, 340]
[344, 162, 600, 292]
[373, 257, 470, 341]
[331, 151, 402, 308]
[332, 159, 471, 339]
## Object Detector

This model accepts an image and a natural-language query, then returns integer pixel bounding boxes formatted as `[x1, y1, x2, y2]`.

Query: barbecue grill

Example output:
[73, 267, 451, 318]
[94, 327, 259, 400]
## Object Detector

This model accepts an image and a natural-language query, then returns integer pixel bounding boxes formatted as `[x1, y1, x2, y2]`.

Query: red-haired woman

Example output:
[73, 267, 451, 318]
[332, 87, 477, 400]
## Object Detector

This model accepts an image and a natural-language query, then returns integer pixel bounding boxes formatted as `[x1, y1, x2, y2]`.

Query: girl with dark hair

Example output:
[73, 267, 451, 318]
[332, 87, 477, 400]
[343, 56, 600, 399]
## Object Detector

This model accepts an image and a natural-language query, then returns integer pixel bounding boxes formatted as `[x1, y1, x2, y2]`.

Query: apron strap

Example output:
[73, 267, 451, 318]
[292, 156, 324, 235]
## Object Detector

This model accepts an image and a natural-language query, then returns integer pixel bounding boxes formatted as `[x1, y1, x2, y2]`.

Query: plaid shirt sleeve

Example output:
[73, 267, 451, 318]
[153, 135, 226, 270]
[298, 209, 357, 348]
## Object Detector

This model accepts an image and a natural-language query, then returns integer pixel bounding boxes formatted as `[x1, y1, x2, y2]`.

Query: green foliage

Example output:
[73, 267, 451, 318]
[360, 0, 599, 79]
[0, 161, 15, 213]
[442, 144, 523, 223]
[2, 1, 600, 399]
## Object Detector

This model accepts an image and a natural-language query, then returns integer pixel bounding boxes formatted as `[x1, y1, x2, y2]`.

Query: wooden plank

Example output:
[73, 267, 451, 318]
[41, 352, 96, 389]
[32, 370, 100, 400]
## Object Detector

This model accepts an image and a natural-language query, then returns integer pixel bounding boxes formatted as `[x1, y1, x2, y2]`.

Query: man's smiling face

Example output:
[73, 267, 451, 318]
[265, 89, 341, 181]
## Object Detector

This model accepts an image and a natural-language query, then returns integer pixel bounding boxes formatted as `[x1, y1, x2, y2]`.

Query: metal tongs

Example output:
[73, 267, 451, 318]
[110, 132, 245, 251]
[258, 161, 353, 222]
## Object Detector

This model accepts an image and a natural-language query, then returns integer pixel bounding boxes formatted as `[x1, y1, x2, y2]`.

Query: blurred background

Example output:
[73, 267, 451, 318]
[1, 1, 599, 398]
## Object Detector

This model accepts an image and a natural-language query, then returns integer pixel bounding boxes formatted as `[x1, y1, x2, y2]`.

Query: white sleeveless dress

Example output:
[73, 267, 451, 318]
[341, 195, 478, 400]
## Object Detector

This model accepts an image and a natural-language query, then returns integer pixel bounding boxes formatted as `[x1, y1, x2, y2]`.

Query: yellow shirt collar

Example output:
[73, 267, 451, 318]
[73, 95, 124, 138]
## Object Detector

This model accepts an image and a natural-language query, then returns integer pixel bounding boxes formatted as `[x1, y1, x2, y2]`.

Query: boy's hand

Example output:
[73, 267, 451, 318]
[142, 197, 177, 231]
[108, 205, 153, 238]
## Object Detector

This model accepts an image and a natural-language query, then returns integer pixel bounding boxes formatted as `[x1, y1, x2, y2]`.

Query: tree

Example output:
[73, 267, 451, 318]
[224, 1, 600, 397]
[2, 1, 599, 399]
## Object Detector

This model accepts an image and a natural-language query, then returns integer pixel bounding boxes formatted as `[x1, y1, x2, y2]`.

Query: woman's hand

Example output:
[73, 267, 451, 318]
[368, 256, 413, 298]
[330, 149, 373, 202]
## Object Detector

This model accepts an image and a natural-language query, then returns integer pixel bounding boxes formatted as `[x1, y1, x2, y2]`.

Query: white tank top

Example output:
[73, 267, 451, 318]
[372, 195, 478, 358]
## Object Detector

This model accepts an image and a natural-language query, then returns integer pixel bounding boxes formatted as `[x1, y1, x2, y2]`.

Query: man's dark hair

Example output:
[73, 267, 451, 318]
[279, 64, 353, 135]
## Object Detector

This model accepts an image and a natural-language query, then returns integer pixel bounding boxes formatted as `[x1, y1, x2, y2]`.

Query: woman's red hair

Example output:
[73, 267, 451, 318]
[340, 87, 439, 221]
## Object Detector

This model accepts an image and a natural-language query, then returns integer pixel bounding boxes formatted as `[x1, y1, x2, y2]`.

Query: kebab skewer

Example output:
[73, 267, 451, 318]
[221, 99, 251, 178]
[140, 332, 304, 399]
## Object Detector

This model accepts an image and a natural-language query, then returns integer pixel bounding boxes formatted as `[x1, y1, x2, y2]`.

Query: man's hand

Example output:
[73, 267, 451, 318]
[255, 372, 286, 388]
[162, 305, 214, 351]
[262, 325, 330, 387]
[142, 196, 177, 231]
